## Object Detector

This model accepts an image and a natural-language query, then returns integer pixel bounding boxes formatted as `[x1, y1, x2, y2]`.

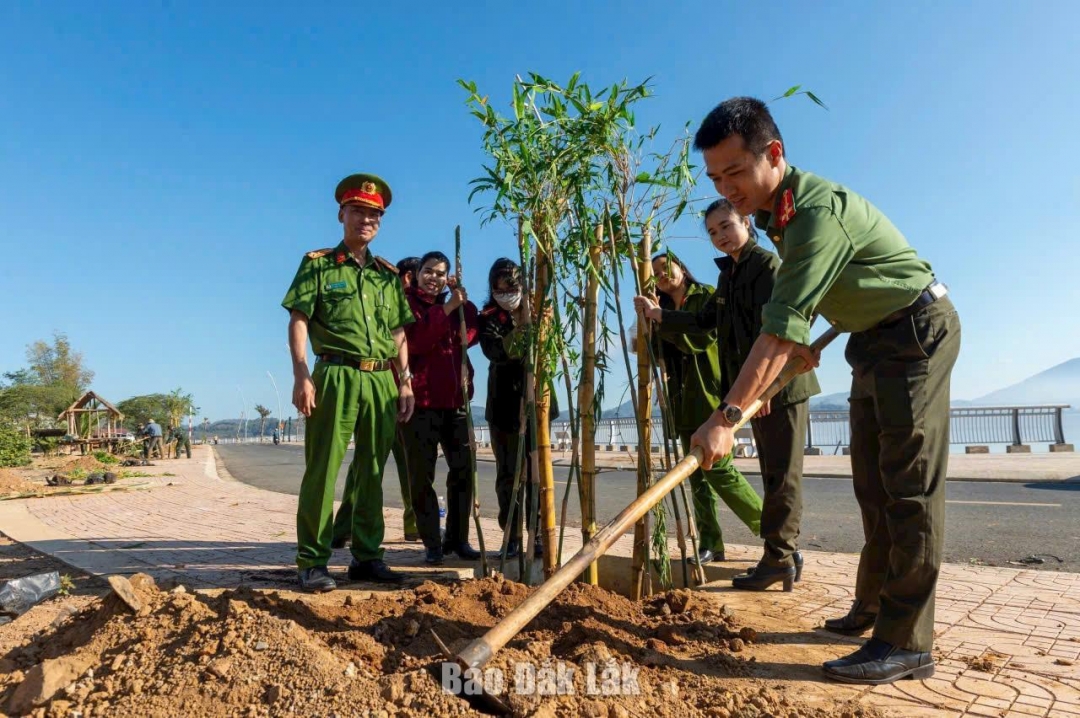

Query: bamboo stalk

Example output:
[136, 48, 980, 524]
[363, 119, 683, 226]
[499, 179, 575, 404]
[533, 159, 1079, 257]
[632, 224, 655, 599]
[603, 218, 647, 599]
[455, 226, 487, 576]
[575, 226, 602, 583]
[533, 251, 558, 578]
[551, 279, 581, 569]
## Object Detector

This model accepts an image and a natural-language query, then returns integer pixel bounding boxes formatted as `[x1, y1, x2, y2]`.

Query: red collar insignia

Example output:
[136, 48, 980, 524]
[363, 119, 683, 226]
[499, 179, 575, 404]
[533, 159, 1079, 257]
[776, 188, 796, 228]
[335, 252, 347, 265]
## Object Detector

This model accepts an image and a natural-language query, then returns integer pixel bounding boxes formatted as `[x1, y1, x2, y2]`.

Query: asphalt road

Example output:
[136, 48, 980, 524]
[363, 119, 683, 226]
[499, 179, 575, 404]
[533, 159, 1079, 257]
[216, 443, 1080, 572]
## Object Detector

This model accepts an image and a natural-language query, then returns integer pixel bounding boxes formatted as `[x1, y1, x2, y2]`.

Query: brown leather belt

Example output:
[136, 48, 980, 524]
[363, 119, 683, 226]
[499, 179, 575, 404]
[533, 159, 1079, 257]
[875, 281, 948, 328]
[317, 355, 391, 372]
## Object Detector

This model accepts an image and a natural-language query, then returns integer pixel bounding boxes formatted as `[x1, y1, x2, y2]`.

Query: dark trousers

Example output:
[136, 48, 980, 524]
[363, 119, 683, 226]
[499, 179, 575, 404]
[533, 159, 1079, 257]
[404, 407, 473, 550]
[846, 297, 960, 652]
[750, 399, 808, 568]
[143, 437, 163, 459]
[491, 426, 539, 544]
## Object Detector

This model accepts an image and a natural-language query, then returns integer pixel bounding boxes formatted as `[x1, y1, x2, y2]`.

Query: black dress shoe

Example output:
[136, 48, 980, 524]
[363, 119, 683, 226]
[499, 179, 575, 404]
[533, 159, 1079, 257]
[298, 566, 337, 593]
[348, 559, 404, 584]
[731, 564, 797, 592]
[443, 543, 482, 560]
[425, 546, 444, 565]
[404, 531, 421, 542]
[793, 551, 803, 582]
[688, 548, 725, 565]
[823, 599, 878, 635]
[330, 537, 348, 549]
[823, 638, 935, 684]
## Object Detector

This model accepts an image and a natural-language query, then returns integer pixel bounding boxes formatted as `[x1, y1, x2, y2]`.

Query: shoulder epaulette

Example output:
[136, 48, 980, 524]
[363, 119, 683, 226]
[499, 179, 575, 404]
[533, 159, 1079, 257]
[305, 248, 334, 259]
[375, 256, 399, 274]
[480, 305, 500, 317]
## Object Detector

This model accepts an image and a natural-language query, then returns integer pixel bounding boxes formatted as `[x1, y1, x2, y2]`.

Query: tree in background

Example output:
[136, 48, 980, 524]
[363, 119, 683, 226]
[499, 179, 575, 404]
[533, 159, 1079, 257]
[25, 332, 94, 395]
[117, 389, 198, 430]
[1, 334, 95, 435]
[254, 404, 271, 441]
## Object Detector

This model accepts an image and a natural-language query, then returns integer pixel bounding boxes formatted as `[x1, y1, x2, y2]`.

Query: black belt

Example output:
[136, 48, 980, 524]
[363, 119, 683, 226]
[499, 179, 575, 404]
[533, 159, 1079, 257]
[876, 281, 948, 328]
[317, 355, 391, 372]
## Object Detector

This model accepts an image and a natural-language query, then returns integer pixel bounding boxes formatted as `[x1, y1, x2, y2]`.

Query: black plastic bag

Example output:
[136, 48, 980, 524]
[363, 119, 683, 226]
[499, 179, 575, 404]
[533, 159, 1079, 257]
[0, 571, 61, 625]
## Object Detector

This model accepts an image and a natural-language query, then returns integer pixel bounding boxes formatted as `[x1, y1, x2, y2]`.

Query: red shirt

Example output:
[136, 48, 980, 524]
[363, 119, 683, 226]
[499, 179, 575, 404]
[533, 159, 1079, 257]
[405, 287, 479, 410]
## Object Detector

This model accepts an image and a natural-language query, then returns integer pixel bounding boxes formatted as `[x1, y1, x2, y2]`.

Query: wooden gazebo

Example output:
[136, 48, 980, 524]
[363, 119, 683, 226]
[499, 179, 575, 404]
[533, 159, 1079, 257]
[58, 391, 125, 451]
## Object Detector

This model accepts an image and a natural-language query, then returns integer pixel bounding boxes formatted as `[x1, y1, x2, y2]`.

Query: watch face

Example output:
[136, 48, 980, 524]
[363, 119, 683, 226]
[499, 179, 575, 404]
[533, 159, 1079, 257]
[724, 405, 742, 424]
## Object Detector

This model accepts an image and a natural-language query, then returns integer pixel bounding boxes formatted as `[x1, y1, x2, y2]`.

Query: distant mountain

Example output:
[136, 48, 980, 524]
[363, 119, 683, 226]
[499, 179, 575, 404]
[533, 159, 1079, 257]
[810, 392, 848, 410]
[974, 358, 1080, 409]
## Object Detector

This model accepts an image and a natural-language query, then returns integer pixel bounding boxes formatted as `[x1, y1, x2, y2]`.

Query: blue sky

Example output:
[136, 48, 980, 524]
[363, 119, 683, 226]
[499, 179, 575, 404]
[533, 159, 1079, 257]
[2, 1, 1078, 422]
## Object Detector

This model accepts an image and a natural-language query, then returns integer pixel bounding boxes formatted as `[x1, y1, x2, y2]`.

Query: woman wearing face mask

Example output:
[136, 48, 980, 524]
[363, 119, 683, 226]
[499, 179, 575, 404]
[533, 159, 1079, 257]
[478, 258, 555, 559]
[636, 200, 820, 592]
[651, 251, 762, 565]
[403, 251, 481, 565]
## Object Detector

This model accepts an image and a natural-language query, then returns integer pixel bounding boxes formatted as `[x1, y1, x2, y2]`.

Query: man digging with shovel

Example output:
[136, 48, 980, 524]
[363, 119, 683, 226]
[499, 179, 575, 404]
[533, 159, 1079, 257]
[688, 97, 961, 685]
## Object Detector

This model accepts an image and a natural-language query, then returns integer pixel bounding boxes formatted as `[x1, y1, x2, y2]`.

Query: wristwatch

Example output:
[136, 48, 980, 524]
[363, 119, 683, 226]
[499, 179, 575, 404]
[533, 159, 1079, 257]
[719, 402, 743, 426]
[399, 369, 414, 384]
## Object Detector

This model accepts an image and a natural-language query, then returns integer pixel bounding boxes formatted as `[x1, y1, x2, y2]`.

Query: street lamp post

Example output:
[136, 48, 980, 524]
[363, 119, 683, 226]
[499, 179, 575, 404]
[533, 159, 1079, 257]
[267, 370, 283, 442]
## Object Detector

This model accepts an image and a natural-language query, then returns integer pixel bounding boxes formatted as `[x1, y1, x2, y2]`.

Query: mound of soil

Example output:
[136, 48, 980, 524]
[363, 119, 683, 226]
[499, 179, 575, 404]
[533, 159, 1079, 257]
[1, 575, 881, 718]
[0, 469, 38, 496]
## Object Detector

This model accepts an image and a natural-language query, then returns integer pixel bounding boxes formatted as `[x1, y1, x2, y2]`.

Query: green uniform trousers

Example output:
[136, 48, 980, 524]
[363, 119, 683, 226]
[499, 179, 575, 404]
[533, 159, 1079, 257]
[333, 427, 417, 542]
[296, 363, 397, 570]
[679, 432, 762, 554]
[846, 296, 960, 652]
[174, 437, 191, 459]
[750, 399, 809, 568]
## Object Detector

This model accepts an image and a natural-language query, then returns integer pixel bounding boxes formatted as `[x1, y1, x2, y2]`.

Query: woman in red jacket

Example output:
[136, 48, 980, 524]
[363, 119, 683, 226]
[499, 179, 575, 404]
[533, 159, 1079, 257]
[403, 251, 481, 565]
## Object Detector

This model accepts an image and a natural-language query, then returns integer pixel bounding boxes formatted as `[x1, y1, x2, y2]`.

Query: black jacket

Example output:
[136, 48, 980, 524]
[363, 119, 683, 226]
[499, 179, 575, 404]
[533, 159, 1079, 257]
[478, 303, 560, 432]
[661, 239, 820, 407]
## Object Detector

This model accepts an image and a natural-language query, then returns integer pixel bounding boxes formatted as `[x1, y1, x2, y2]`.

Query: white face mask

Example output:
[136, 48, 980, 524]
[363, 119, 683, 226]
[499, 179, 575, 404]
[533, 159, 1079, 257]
[494, 291, 522, 311]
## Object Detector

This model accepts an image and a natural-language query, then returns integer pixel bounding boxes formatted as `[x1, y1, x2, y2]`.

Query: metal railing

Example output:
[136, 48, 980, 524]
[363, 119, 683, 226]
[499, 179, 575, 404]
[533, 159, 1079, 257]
[472, 405, 1071, 451]
[216, 405, 1072, 451]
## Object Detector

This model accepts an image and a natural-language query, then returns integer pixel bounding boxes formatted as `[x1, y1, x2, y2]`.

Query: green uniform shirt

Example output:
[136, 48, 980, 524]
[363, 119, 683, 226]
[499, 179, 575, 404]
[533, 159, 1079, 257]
[281, 241, 413, 360]
[756, 165, 936, 344]
[655, 283, 724, 431]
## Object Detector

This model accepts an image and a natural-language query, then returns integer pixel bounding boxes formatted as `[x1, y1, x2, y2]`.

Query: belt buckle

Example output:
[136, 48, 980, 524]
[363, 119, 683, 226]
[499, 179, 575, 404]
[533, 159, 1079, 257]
[928, 282, 948, 300]
[359, 359, 376, 371]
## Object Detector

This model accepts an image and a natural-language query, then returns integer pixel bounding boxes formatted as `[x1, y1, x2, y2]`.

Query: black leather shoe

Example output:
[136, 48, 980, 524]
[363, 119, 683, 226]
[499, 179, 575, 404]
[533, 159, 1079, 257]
[823, 599, 878, 635]
[403, 531, 421, 542]
[443, 543, 482, 560]
[823, 638, 935, 684]
[688, 549, 724, 565]
[503, 540, 521, 559]
[330, 537, 348, 549]
[425, 546, 444, 565]
[298, 566, 337, 593]
[348, 559, 404, 584]
[793, 551, 803, 582]
[731, 564, 797, 592]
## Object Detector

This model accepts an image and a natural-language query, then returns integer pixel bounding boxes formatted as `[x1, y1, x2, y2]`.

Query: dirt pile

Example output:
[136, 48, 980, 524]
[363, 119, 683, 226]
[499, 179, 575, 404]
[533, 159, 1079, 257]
[0, 470, 37, 496]
[1, 574, 882, 717]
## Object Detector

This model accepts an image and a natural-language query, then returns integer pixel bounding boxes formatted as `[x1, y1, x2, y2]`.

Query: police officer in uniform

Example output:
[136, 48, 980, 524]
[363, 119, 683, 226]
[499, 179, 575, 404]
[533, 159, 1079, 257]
[689, 98, 960, 684]
[282, 173, 415, 592]
[331, 256, 423, 548]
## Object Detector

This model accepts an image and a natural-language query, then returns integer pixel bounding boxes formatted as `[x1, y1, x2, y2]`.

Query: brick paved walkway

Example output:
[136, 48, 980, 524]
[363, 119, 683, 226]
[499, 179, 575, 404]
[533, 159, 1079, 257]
[0, 445, 1076, 716]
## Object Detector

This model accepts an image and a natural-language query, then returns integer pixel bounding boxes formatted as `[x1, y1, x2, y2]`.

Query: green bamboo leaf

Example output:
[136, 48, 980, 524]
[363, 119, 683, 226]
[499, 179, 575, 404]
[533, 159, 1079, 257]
[784, 84, 801, 97]
[805, 91, 830, 110]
